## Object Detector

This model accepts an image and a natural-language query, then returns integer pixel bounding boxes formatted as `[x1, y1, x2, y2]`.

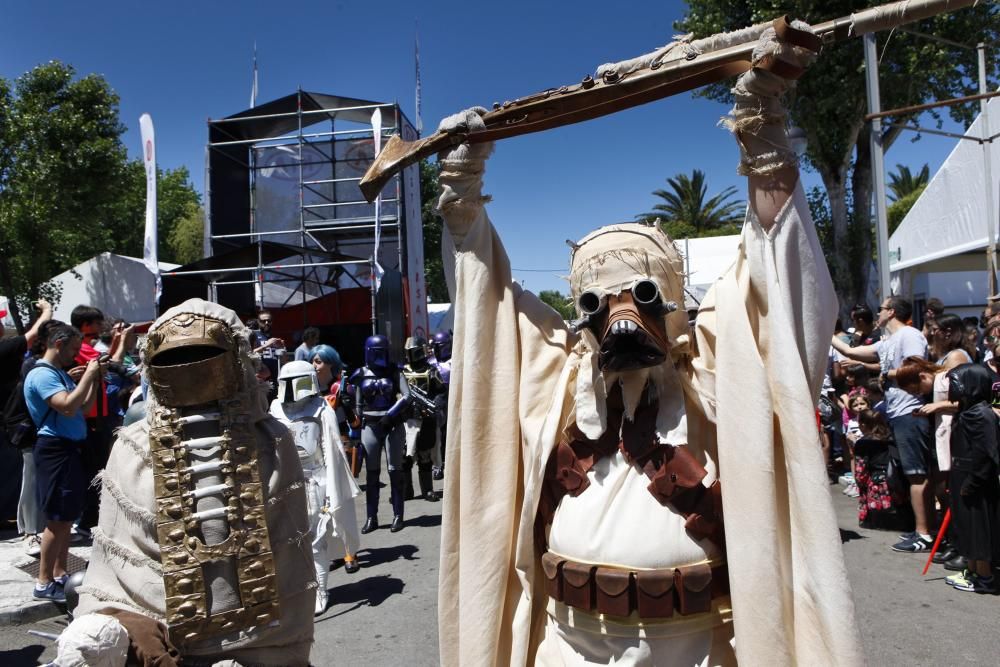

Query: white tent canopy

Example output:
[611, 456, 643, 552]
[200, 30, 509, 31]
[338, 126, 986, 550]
[674, 234, 741, 309]
[889, 95, 1000, 274]
[49, 252, 179, 323]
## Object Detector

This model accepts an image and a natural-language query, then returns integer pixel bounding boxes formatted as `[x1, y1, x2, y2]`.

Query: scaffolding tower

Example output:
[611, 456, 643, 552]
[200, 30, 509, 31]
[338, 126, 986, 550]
[165, 91, 425, 356]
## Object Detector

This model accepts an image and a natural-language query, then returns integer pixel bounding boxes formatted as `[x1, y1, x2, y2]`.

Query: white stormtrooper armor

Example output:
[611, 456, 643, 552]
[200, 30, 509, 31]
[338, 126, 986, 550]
[270, 361, 361, 615]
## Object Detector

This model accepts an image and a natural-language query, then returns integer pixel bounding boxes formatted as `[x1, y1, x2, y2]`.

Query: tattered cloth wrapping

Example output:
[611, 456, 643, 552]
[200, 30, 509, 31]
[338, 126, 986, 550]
[55, 613, 129, 667]
[75, 299, 315, 666]
[436, 138, 862, 664]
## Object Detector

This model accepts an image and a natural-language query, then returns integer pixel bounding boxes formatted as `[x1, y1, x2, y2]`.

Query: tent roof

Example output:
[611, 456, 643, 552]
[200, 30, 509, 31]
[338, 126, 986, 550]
[208, 91, 407, 144]
[888, 96, 1000, 272]
[163, 241, 365, 283]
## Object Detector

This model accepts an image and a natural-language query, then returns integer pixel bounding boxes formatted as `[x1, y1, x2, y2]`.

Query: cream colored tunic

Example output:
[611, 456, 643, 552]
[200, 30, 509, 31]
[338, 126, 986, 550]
[436, 147, 863, 666]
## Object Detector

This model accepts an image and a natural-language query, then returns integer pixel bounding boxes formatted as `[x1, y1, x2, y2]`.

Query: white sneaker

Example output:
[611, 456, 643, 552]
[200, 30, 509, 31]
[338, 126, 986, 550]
[24, 534, 42, 557]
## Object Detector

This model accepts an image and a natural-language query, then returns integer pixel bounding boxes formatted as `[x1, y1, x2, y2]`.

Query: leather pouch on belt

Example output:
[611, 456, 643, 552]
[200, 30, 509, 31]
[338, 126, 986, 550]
[635, 569, 674, 618]
[675, 562, 713, 615]
[595, 568, 632, 617]
[540, 551, 565, 602]
[562, 561, 596, 611]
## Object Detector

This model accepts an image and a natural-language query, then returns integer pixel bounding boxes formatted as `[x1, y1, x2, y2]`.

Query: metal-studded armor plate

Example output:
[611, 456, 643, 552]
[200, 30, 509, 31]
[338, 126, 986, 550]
[151, 399, 279, 645]
[358, 374, 397, 414]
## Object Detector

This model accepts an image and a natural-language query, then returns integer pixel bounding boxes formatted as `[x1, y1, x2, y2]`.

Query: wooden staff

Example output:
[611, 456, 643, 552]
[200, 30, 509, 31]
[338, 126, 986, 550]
[360, 0, 980, 202]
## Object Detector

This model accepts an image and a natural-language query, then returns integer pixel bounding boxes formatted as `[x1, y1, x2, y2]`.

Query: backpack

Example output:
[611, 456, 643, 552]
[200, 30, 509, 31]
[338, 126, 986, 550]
[4, 375, 39, 450]
[5, 361, 64, 449]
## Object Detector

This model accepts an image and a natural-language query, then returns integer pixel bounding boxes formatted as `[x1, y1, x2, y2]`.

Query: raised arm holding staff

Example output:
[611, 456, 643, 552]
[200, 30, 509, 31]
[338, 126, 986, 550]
[430, 16, 871, 666]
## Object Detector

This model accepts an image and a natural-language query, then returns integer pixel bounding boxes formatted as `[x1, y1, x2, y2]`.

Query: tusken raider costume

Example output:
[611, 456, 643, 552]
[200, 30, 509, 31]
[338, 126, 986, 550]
[436, 21, 863, 667]
[58, 299, 314, 666]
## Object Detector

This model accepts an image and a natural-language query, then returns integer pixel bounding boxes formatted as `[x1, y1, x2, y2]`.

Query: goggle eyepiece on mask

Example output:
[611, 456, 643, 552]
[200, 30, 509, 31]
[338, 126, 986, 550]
[632, 279, 661, 309]
[577, 291, 606, 316]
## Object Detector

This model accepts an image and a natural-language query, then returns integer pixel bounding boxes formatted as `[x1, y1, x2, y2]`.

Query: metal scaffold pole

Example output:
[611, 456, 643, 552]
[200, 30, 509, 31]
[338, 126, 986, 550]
[864, 32, 893, 300]
[978, 42, 998, 297]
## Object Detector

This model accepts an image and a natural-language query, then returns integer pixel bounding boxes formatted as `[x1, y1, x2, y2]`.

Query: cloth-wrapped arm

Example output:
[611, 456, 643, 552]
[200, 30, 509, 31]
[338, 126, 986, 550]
[435, 107, 573, 667]
[690, 21, 863, 667]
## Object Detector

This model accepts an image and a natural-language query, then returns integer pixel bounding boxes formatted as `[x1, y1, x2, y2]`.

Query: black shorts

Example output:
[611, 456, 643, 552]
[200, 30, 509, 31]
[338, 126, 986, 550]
[34, 435, 86, 522]
[889, 413, 934, 477]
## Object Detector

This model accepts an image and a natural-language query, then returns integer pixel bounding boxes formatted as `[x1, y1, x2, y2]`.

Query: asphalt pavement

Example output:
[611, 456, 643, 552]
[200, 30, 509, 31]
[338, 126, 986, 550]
[0, 477, 996, 665]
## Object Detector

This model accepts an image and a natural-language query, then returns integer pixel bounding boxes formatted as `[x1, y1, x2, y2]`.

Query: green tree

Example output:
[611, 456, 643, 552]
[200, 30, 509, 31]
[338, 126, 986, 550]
[887, 184, 927, 235]
[168, 204, 205, 265]
[0, 61, 127, 329]
[636, 169, 745, 235]
[106, 161, 202, 263]
[677, 1, 999, 314]
[538, 290, 575, 320]
[887, 163, 930, 202]
[420, 159, 449, 302]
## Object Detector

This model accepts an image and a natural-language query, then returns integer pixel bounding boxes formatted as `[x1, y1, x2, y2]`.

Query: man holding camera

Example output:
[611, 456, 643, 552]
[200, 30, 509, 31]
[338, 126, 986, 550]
[24, 323, 105, 601]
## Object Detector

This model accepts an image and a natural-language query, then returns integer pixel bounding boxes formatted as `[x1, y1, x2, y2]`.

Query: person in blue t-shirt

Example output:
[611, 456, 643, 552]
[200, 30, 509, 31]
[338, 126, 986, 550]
[23, 323, 104, 601]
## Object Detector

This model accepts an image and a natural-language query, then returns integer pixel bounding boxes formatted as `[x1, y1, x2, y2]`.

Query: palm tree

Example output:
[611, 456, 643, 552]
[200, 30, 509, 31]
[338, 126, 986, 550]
[887, 163, 930, 202]
[636, 169, 744, 232]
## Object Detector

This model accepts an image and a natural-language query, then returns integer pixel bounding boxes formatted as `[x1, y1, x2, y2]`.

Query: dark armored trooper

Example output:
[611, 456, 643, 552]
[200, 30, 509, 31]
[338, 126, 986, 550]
[350, 335, 409, 533]
[401, 336, 446, 502]
[429, 330, 453, 478]
[430, 330, 453, 384]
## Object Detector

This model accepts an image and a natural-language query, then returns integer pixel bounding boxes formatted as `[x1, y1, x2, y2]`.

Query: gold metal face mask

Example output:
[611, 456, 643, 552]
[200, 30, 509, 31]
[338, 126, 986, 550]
[145, 313, 242, 407]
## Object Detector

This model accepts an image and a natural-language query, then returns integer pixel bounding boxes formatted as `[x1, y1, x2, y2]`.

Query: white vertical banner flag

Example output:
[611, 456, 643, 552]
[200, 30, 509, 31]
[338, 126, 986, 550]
[414, 30, 423, 136]
[139, 113, 161, 305]
[371, 108, 385, 290]
[250, 42, 258, 108]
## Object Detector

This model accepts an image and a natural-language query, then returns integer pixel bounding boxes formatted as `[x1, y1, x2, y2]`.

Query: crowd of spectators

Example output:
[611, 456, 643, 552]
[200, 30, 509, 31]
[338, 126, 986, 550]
[2, 302, 448, 605]
[0, 302, 142, 601]
[824, 297, 1000, 594]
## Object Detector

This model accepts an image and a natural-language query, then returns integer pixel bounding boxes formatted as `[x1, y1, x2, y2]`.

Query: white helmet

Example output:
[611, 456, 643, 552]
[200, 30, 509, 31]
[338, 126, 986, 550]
[277, 360, 320, 403]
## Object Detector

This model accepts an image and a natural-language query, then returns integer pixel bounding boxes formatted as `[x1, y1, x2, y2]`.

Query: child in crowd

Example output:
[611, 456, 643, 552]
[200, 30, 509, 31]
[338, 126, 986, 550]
[841, 391, 870, 498]
[854, 409, 914, 531]
[864, 379, 886, 416]
[943, 364, 1000, 593]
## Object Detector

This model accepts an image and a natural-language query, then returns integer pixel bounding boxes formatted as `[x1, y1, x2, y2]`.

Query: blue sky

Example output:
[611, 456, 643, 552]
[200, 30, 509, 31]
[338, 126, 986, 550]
[0, 0, 973, 294]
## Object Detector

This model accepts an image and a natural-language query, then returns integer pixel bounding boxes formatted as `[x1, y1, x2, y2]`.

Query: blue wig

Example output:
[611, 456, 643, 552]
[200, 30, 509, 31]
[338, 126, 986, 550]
[310, 344, 343, 376]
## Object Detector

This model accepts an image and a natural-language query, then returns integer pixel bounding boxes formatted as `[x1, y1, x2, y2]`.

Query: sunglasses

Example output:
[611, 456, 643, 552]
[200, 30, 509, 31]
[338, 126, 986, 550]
[987, 335, 1000, 344]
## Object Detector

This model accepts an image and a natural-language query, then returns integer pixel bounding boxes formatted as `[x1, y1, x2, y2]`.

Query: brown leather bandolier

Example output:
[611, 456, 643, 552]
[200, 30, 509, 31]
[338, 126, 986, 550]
[541, 552, 729, 619]
[535, 385, 729, 620]
[535, 385, 725, 551]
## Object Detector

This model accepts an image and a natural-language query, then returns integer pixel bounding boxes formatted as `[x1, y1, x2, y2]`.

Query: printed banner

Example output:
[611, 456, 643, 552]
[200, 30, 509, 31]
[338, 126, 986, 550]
[139, 113, 161, 304]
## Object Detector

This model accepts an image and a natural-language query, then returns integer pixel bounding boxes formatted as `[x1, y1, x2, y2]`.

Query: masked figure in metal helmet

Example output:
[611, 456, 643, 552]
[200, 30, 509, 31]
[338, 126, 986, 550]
[431, 20, 863, 667]
[66, 299, 314, 666]
[429, 330, 453, 478]
[269, 360, 362, 616]
[349, 334, 410, 533]
[430, 330, 453, 382]
[401, 336, 446, 502]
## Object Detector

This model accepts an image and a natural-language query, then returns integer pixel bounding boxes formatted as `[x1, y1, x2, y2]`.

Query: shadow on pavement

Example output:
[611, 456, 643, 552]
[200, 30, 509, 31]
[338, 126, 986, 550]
[1, 644, 46, 667]
[317, 574, 405, 621]
[403, 514, 441, 528]
[840, 528, 865, 543]
[358, 544, 420, 567]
